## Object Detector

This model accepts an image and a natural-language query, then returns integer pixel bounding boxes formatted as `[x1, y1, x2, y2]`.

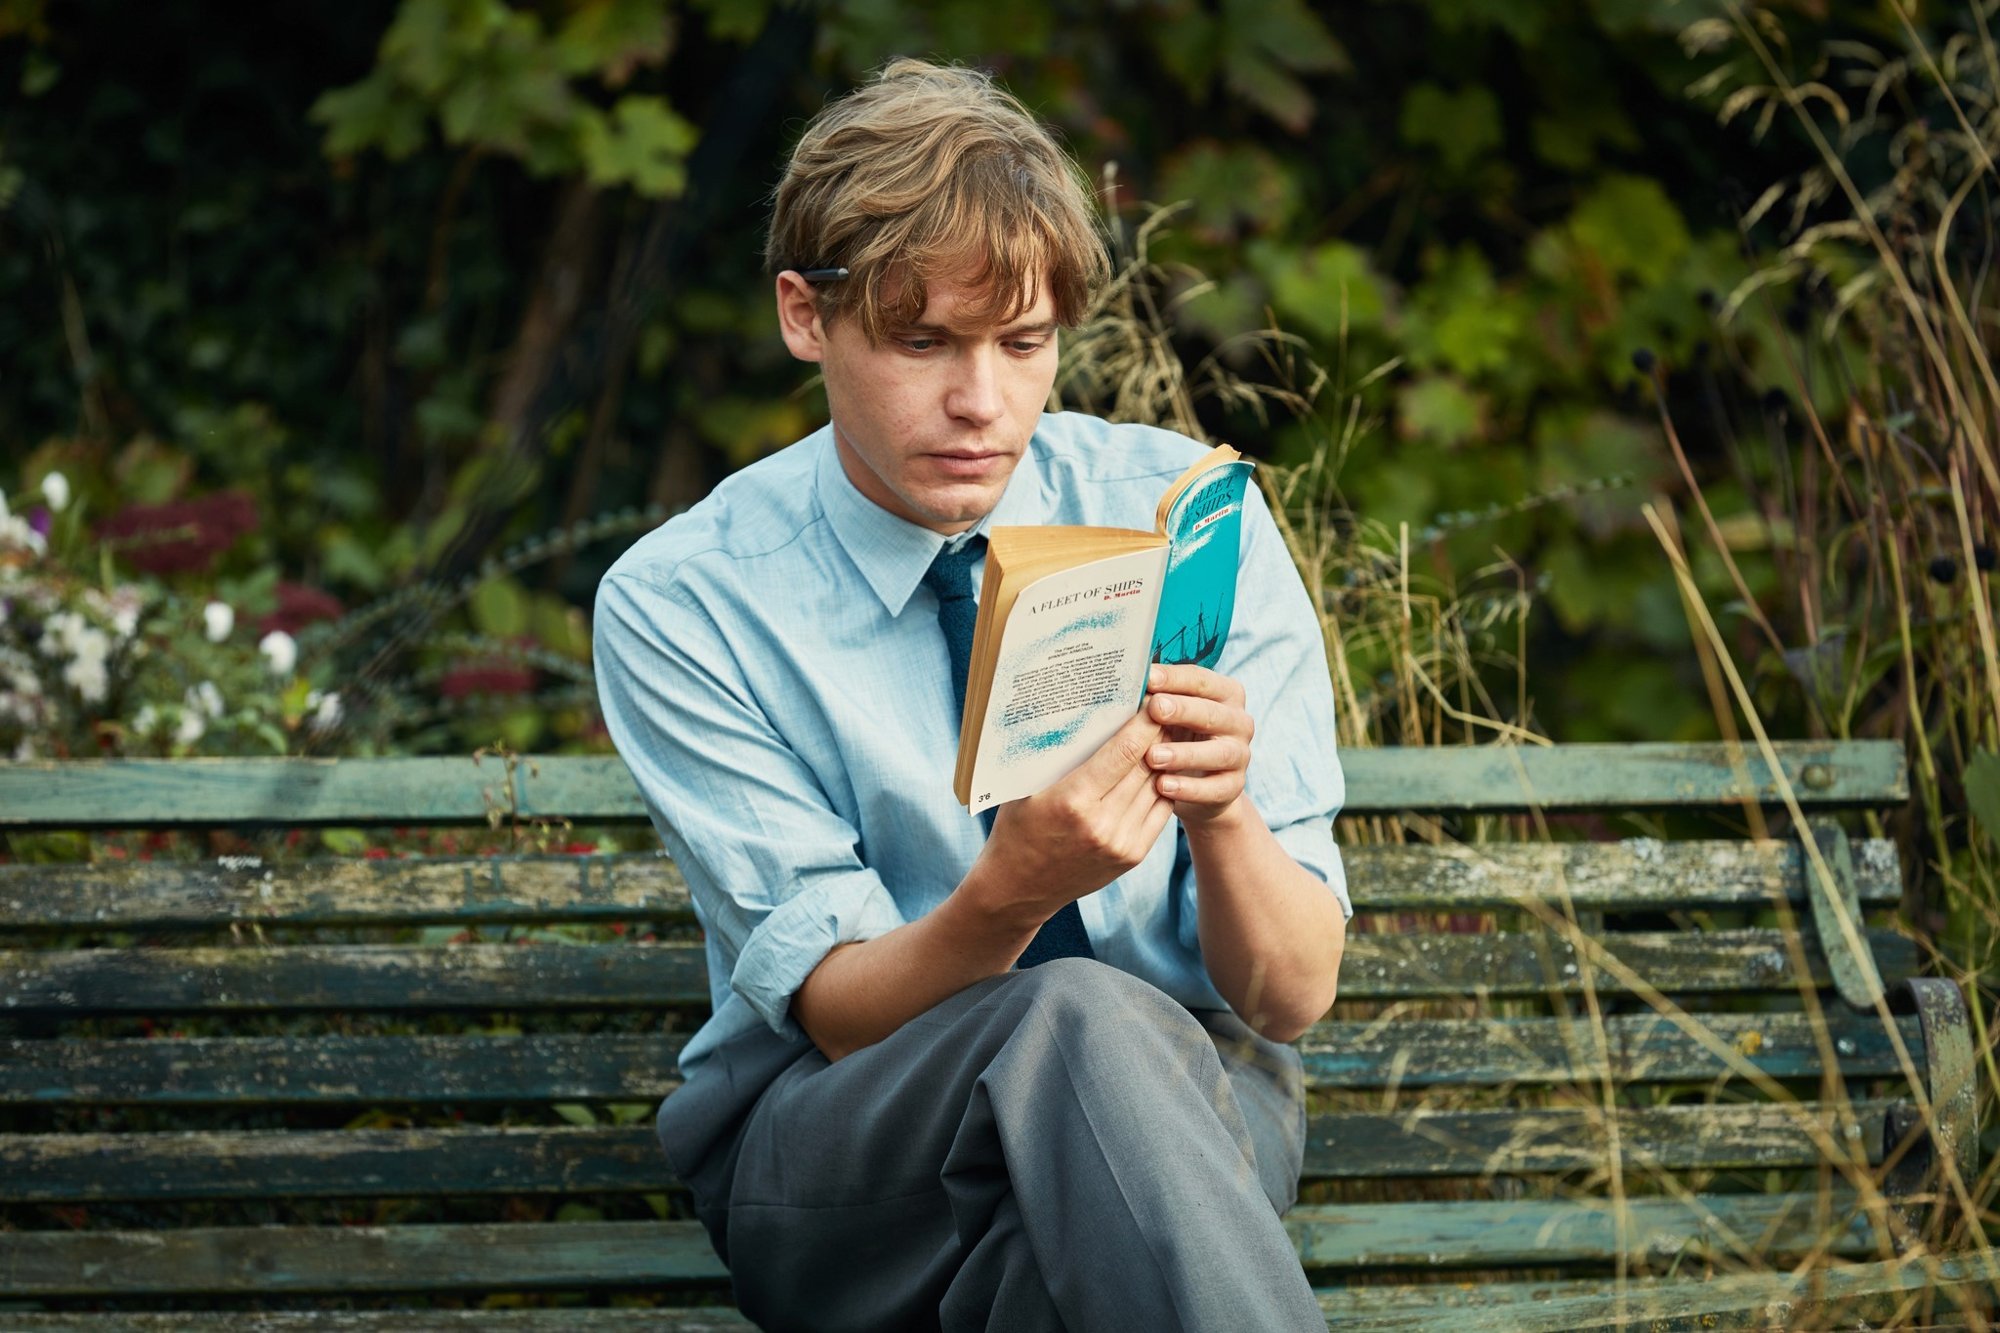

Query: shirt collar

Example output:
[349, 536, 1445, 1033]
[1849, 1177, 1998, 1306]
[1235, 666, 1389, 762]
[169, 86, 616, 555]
[815, 425, 1049, 616]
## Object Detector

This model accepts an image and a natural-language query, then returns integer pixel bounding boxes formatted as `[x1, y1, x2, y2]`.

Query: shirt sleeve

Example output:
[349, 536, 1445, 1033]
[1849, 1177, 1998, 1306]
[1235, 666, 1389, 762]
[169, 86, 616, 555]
[593, 570, 907, 1039]
[1187, 481, 1352, 924]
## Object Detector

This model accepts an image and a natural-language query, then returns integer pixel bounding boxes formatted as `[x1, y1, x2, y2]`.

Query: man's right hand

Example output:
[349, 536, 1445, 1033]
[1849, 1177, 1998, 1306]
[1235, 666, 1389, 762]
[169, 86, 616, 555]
[794, 710, 1178, 1061]
[965, 709, 1179, 937]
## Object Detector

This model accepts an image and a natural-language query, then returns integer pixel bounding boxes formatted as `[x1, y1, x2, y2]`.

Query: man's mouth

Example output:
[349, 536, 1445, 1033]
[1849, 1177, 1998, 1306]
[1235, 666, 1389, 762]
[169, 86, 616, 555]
[927, 450, 1008, 477]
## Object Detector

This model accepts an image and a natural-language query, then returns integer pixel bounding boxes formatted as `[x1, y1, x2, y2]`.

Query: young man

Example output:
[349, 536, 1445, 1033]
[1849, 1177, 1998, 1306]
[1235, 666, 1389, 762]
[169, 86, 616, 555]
[594, 58, 1348, 1332]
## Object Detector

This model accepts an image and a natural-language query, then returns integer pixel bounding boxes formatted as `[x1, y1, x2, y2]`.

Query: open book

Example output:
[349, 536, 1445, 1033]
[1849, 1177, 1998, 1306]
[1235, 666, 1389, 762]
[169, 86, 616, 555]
[953, 444, 1256, 813]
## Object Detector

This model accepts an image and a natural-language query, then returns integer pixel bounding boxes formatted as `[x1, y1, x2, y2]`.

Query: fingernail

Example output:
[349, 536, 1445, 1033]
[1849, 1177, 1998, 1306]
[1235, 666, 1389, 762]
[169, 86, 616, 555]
[1158, 776, 1179, 795]
[1150, 746, 1171, 767]
[1153, 696, 1175, 719]
[1148, 665, 1164, 688]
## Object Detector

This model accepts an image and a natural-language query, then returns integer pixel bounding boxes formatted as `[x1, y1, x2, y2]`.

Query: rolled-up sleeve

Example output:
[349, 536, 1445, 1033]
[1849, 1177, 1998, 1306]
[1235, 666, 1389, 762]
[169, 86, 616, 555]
[594, 571, 906, 1037]
[1209, 484, 1351, 918]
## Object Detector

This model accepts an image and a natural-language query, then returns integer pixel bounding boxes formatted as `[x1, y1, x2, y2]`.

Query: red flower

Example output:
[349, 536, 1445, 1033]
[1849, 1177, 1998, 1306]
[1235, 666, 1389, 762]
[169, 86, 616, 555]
[260, 582, 345, 635]
[97, 491, 259, 575]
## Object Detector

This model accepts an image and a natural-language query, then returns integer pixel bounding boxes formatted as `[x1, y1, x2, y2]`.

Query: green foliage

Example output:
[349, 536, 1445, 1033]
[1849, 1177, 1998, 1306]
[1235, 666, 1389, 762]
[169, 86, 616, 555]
[312, 0, 695, 194]
[1400, 83, 1504, 175]
[0, 0, 1949, 769]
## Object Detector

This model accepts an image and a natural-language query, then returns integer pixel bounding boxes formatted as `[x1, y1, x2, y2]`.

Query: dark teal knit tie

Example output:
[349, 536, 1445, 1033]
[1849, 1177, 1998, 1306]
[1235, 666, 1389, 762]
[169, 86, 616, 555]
[924, 536, 1093, 967]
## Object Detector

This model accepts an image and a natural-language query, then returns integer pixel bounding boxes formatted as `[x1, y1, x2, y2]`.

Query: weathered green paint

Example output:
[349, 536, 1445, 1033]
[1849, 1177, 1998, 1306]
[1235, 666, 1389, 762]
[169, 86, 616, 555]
[1343, 836, 1902, 911]
[0, 1033, 686, 1104]
[0, 737, 1960, 1324]
[0, 1125, 676, 1201]
[0, 942, 713, 1012]
[1886, 976, 1980, 1221]
[0, 928, 1919, 1014]
[0, 1317, 756, 1331]
[1287, 1191, 1889, 1267]
[1, 1011, 1920, 1107]
[0, 855, 694, 930]
[0, 741, 1907, 830]
[1334, 927, 1917, 998]
[504, 744, 1911, 817]
[1314, 1254, 1995, 1332]
[1303, 1101, 1887, 1178]
[0, 1259, 1987, 1331]
[0, 1219, 727, 1296]
[1802, 818, 1885, 1010]
[0, 837, 1902, 931]
[1297, 1011, 1925, 1087]
[0, 1195, 1906, 1297]
[0, 1102, 1890, 1201]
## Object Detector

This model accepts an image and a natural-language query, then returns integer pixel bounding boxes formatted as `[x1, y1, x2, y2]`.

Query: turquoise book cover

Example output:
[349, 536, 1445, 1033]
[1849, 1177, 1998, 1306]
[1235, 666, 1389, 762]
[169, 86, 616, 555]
[1151, 459, 1255, 669]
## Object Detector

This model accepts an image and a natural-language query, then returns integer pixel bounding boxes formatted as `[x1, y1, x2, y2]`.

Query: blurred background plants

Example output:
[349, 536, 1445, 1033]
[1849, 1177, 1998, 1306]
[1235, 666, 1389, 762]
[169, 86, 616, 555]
[0, 0, 1831, 763]
[5, 0, 1993, 916]
[11, 0, 1996, 929]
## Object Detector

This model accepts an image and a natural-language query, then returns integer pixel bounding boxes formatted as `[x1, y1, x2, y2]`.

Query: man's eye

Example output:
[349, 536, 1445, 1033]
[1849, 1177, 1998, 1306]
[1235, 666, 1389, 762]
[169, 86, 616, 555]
[899, 338, 939, 353]
[1006, 339, 1049, 355]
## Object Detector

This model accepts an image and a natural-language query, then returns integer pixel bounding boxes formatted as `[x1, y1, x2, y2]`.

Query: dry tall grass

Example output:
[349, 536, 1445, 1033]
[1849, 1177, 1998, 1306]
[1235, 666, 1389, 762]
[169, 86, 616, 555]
[1060, 65, 1998, 1308]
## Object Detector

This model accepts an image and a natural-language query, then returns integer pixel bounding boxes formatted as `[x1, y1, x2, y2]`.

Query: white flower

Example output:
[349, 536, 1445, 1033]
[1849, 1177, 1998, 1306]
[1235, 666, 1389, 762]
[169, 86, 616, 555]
[0, 490, 45, 557]
[259, 629, 297, 676]
[37, 611, 81, 658]
[132, 703, 160, 736]
[63, 652, 108, 704]
[306, 689, 343, 734]
[12, 736, 35, 761]
[173, 706, 206, 746]
[40, 471, 69, 512]
[83, 586, 143, 641]
[102, 587, 142, 640]
[203, 601, 235, 643]
[193, 680, 225, 718]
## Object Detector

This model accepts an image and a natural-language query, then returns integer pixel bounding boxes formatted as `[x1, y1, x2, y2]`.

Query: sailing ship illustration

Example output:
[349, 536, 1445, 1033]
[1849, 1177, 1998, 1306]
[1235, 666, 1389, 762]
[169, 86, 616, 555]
[1152, 605, 1221, 666]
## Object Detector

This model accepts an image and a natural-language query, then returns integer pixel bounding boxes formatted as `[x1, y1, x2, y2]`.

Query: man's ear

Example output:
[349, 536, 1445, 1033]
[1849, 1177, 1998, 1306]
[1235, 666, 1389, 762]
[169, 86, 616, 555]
[774, 272, 827, 363]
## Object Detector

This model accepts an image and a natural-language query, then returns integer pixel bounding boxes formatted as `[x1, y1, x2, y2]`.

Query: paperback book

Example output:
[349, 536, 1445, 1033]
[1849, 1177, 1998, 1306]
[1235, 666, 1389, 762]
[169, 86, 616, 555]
[953, 444, 1255, 813]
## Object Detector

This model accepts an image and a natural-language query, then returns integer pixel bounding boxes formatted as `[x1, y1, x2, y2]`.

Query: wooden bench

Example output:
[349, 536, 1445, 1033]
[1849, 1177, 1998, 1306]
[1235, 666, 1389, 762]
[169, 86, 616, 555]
[0, 741, 1990, 1328]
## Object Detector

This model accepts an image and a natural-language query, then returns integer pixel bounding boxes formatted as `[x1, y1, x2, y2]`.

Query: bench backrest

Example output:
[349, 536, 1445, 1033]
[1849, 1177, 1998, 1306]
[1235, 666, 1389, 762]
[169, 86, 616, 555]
[0, 739, 1971, 1309]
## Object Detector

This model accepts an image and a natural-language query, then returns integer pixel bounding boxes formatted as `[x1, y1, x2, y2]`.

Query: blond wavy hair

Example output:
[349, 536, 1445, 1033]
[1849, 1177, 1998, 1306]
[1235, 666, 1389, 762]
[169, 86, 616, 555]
[767, 58, 1110, 341]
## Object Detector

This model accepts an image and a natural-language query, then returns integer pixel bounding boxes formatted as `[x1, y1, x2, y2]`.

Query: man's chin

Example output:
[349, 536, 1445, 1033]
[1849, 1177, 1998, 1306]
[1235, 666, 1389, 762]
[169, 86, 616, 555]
[911, 482, 1007, 532]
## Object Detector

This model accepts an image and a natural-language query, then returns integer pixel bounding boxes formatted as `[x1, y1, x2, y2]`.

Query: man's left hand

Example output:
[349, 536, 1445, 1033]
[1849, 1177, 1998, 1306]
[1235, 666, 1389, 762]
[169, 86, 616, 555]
[1143, 663, 1252, 826]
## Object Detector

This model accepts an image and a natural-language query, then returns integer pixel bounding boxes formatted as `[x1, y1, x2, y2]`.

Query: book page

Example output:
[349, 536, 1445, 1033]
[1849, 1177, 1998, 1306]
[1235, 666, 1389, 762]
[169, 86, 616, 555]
[966, 546, 1167, 813]
[1152, 459, 1255, 668]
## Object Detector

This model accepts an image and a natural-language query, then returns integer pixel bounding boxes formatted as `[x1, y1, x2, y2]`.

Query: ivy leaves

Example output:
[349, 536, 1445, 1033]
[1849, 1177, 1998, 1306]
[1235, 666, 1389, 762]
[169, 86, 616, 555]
[312, 0, 695, 196]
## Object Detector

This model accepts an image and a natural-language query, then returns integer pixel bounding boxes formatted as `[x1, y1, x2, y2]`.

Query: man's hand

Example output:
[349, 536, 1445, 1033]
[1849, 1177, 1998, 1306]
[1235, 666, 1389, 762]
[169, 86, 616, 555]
[1142, 663, 1253, 826]
[971, 709, 1177, 931]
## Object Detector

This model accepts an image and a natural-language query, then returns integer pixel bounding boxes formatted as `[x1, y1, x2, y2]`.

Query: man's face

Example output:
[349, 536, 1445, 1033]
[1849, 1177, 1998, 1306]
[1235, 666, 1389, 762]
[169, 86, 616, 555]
[777, 269, 1059, 534]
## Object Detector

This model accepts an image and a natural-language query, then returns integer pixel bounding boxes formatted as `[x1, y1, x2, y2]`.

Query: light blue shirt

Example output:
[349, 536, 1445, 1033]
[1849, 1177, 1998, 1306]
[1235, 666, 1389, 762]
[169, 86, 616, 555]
[593, 412, 1349, 1077]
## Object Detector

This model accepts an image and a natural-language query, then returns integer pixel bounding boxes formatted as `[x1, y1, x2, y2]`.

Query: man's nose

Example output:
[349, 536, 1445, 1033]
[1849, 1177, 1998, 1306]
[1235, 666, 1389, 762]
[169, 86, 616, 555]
[945, 347, 1005, 426]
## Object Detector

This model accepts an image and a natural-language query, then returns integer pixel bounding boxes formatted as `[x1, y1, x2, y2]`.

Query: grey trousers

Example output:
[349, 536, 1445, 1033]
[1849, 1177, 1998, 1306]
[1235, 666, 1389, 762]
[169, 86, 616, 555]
[657, 958, 1325, 1332]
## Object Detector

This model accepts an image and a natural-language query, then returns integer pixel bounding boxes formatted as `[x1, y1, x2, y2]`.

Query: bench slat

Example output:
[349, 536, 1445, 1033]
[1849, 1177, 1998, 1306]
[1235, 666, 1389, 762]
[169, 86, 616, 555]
[0, 1104, 1891, 1200]
[1336, 928, 1918, 998]
[0, 1010, 1922, 1105]
[0, 1255, 1987, 1330]
[1298, 1011, 1926, 1087]
[0, 1034, 686, 1104]
[0, 742, 1907, 831]
[0, 942, 713, 1011]
[1317, 1254, 1992, 1332]
[0, 929, 1920, 1014]
[1292, 1192, 1894, 1269]
[0, 1317, 752, 1331]
[0, 838, 1903, 930]
[0, 1218, 725, 1296]
[0, 1194, 1895, 1296]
